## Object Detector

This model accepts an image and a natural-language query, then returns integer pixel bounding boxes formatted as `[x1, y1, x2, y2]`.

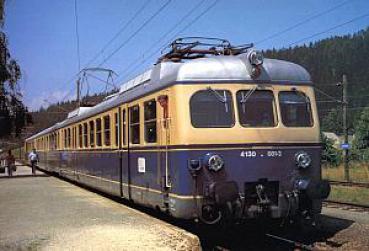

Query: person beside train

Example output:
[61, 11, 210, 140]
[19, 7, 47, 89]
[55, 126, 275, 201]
[28, 149, 39, 175]
[3, 150, 16, 176]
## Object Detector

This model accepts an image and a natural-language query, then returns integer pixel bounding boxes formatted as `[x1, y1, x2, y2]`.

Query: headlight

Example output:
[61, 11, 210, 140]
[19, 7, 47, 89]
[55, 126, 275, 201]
[295, 178, 310, 190]
[206, 154, 224, 172]
[249, 50, 263, 65]
[295, 151, 312, 169]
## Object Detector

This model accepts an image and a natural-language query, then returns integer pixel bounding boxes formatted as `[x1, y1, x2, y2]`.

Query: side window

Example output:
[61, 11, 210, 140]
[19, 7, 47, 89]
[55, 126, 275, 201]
[64, 129, 67, 149]
[68, 128, 71, 148]
[236, 90, 276, 127]
[56, 132, 59, 150]
[89, 121, 95, 147]
[104, 115, 111, 146]
[129, 105, 140, 144]
[83, 122, 88, 148]
[144, 100, 157, 143]
[96, 118, 102, 147]
[114, 112, 119, 147]
[73, 127, 77, 149]
[122, 109, 126, 145]
[71, 128, 74, 149]
[190, 89, 234, 128]
[78, 125, 83, 148]
[279, 91, 313, 127]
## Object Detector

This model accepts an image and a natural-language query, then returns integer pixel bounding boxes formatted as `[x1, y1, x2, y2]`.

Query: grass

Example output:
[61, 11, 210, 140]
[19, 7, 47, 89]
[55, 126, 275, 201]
[322, 162, 369, 182]
[327, 185, 369, 206]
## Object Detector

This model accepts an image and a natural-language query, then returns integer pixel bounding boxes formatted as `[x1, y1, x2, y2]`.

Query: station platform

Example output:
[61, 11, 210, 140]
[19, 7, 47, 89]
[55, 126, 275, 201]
[0, 163, 200, 250]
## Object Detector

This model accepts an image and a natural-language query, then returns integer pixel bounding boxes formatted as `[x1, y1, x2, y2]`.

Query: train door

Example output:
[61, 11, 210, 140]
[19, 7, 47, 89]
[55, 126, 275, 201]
[121, 104, 131, 199]
[158, 94, 172, 210]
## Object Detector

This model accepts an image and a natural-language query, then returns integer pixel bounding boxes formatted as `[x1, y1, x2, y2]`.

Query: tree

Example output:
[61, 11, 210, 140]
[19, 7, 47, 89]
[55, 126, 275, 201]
[321, 108, 342, 134]
[321, 133, 341, 166]
[352, 108, 369, 161]
[0, 0, 29, 139]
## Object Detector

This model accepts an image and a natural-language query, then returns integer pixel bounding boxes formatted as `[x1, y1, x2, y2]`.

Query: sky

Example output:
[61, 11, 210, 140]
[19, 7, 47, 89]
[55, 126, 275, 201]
[3, 0, 369, 111]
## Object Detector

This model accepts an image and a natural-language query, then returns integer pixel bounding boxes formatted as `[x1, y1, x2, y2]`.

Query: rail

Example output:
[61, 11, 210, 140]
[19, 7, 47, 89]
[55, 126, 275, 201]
[328, 180, 369, 188]
[324, 200, 369, 212]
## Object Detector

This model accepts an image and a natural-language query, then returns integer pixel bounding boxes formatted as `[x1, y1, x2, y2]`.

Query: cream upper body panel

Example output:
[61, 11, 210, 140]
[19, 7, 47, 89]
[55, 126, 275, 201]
[171, 83, 320, 146]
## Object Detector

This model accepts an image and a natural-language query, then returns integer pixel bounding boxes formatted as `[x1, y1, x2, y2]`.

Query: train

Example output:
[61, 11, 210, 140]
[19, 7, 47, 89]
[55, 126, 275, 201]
[18, 38, 330, 225]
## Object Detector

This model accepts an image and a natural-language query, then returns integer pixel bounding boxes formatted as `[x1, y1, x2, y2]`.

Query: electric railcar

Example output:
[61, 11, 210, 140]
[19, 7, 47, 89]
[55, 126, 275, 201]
[23, 38, 330, 224]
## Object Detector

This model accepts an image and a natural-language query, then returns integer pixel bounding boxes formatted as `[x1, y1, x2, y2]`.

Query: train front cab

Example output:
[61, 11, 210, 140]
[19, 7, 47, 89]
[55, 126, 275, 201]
[168, 82, 330, 224]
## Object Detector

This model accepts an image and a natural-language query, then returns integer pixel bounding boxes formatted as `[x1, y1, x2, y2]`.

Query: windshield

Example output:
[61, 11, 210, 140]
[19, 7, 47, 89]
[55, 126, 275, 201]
[190, 89, 234, 128]
[237, 90, 276, 127]
[279, 91, 313, 127]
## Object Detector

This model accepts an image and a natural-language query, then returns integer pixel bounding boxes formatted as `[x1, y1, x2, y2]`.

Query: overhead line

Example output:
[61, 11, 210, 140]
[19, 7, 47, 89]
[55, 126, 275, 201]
[289, 12, 369, 47]
[117, 0, 207, 79]
[97, 0, 173, 68]
[42, 0, 153, 107]
[74, 0, 81, 71]
[255, 0, 353, 45]
[118, 0, 220, 83]
[315, 87, 344, 104]
[84, 0, 151, 68]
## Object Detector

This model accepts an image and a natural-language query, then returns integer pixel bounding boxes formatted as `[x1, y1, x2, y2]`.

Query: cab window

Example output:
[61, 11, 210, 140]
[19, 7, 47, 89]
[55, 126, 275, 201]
[190, 89, 234, 128]
[236, 90, 276, 127]
[279, 91, 313, 127]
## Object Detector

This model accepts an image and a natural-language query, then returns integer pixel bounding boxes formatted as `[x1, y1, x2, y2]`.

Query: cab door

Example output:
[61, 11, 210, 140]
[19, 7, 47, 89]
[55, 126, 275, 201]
[157, 94, 172, 202]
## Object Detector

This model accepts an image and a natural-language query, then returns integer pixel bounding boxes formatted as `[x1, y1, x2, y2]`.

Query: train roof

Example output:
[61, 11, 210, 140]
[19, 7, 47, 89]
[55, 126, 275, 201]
[26, 51, 311, 141]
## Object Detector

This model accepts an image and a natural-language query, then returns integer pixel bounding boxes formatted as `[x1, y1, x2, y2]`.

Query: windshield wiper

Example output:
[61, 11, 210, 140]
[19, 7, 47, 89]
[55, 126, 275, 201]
[239, 86, 257, 113]
[207, 87, 229, 112]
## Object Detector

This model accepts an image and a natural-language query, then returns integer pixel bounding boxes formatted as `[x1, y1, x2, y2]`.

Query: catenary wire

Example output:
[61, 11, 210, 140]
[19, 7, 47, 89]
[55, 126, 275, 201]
[83, 0, 151, 68]
[42, 0, 153, 107]
[116, 0, 207, 80]
[117, 0, 220, 84]
[255, 0, 354, 45]
[74, 0, 81, 71]
[96, 0, 172, 68]
[289, 12, 369, 46]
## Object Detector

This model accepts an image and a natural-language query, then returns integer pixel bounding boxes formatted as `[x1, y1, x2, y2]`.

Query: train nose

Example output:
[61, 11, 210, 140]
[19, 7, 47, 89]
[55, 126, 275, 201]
[295, 179, 331, 199]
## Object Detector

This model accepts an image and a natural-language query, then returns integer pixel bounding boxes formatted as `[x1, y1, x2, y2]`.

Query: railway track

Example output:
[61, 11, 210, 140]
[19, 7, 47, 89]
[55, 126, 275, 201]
[329, 180, 369, 188]
[324, 200, 369, 213]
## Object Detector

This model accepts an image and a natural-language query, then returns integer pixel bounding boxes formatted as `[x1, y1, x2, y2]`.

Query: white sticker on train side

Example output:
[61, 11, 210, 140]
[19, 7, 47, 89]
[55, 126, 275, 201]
[138, 157, 145, 173]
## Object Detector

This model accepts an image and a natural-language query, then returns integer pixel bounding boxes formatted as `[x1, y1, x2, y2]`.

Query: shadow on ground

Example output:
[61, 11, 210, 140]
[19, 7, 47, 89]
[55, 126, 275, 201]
[34, 168, 355, 251]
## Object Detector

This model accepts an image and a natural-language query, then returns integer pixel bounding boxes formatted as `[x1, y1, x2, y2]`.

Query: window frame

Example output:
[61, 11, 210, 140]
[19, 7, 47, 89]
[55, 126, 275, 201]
[236, 89, 277, 128]
[278, 91, 314, 127]
[189, 89, 235, 128]
[83, 122, 88, 148]
[129, 105, 140, 144]
[144, 99, 157, 143]
[78, 124, 83, 149]
[89, 120, 95, 148]
[96, 118, 102, 147]
[103, 115, 111, 147]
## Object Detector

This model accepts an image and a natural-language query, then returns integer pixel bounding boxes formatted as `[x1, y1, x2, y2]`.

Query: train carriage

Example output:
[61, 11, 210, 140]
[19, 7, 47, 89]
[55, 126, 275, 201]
[24, 38, 330, 224]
